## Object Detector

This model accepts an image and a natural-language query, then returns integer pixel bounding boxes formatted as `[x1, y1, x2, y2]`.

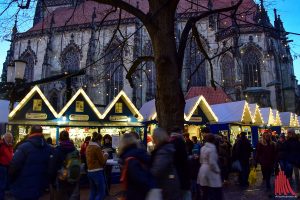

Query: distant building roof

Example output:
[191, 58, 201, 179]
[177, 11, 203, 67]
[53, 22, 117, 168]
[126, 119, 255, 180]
[185, 86, 231, 105]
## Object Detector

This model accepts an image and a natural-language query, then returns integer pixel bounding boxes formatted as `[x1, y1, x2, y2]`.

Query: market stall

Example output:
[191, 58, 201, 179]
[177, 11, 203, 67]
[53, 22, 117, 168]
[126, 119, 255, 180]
[8, 86, 58, 142]
[280, 112, 296, 134]
[184, 95, 218, 139]
[57, 88, 103, 147]
[248, 104, 264, 147]
[210, 100, 253, 144]
[100, 90, 144, 147]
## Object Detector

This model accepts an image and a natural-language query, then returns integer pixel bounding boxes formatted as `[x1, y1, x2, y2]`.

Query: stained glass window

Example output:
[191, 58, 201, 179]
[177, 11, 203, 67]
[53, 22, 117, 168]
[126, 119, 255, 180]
[144, 42, 156, 101]
[104, 43, 124, 104]
[242, 47, 262, 87]
[220, 54, 235, 89]
[185, 37, 206, 89]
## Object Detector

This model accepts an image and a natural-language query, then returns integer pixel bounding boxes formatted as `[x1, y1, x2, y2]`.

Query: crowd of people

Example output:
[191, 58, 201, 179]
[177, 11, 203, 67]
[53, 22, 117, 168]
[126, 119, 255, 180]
[0, 125, 300, 200]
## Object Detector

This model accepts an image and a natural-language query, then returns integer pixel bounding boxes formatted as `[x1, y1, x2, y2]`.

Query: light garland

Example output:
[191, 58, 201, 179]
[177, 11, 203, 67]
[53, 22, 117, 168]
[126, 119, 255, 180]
[185, 95, 218, 122]
[57, 88, 102, 119]
[101, 90, 143, 121]
[9, 86, 58, 119]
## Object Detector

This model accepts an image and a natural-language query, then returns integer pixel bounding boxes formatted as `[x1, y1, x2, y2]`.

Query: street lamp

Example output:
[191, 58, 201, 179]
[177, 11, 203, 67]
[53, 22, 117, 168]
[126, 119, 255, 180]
[14, 60, 27, 81]
[6, 63, 15, 83]
[6, 60, 26, 111]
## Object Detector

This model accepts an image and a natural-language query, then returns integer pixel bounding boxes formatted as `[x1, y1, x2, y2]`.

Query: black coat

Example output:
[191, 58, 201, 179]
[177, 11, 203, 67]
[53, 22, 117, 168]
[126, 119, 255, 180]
[120, 145, 156, 200]
[170, 133, 191, 190]
[283, 138, 300, 166]
[234, 137, 252, 165]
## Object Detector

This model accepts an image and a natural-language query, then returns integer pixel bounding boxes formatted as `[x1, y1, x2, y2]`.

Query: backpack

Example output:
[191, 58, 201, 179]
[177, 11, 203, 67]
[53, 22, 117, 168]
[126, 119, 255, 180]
[58, 150, 81, 183]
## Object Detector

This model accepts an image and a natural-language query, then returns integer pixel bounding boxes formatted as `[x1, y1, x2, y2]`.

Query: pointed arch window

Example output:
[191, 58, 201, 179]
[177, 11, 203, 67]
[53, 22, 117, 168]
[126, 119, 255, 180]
[104, 42, 124, 104]
[60, 40, 82, 87]
[144, 42, 156, 101]
[20, 42, 37, 82]
[242, 47, 262, 87]
[185, 36, 206, 89]
[22, 53, 35, 82]
[220, 54, 235, 89]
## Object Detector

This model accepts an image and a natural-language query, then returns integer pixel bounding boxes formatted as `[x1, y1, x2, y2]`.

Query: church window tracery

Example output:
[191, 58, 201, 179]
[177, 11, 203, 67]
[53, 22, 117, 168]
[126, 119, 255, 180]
[104, 42, 124, 104]
[242, 47, 262, 88]
[185, 36, 206, 89]
[220, 54, 235, 89]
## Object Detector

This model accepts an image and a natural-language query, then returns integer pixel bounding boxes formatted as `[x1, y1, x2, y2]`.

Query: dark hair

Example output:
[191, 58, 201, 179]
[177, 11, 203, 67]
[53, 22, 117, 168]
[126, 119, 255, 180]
[46, 137, 53, 145]
[204, 133, 215, 143]
[129, 132, 140, 140]
[201, 127, 211, 134]
[31, 125, 43, 134]
[192, 136, 197, 141]
[85, 136, 91, 142]
[240, 132, 247, 138]
[183, 133, 190, 138]
[103, 134, 112, 143]
[59, 130, 69, 141]
[92, 132, 102, 142]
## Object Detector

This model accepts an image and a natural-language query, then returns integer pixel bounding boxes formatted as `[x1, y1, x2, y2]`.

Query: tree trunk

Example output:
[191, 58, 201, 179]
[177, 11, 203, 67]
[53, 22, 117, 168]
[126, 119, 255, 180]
[147, 3, 185, 131]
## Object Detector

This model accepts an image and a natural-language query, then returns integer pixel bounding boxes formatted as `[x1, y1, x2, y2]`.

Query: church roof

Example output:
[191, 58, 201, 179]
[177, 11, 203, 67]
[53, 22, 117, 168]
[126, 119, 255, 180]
[28, 0, 258, 32]
[185, 86, 231, 105]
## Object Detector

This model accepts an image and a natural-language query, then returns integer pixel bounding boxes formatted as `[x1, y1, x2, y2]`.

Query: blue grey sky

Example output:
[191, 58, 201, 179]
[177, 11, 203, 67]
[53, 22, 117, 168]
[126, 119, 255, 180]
[0, 0, 299, 80]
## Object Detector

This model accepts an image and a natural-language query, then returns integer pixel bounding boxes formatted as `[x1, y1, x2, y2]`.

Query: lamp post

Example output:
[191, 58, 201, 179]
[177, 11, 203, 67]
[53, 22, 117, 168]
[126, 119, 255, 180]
[7, 60, 27, 111]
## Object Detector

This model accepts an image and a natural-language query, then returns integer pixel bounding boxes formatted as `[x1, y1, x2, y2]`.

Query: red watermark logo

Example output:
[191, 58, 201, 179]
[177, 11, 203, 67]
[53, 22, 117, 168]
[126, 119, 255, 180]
[274, 171, 297, 198]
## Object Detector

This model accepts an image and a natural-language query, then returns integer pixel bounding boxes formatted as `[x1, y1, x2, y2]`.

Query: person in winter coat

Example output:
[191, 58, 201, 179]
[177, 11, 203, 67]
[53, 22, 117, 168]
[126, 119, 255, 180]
[256, 132, 276, 189]
[119, 133, 156, 200]
[197, 133, 223, 200]
[49, 130, 80, 200]
[9, 126, 51, 200]
[151, 128, 181, 200]
[80, 136, 91, 171]
[86, 132, 108, 200]
[234, 132, 252, 187]
[189, 148, 201, 200]
[218, 135, 231, 184]
[102, 134, 116, 193]
[276, 134, 286, 174]
[0, 132, 13, 200]
[282, 128, 300, 178]
[184, 133, 194, 155]
[169, 127, 191, 199]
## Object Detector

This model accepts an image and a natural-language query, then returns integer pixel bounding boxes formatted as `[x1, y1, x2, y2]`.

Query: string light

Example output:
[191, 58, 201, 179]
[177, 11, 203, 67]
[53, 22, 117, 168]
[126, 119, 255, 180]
[57, 88, 102, 119]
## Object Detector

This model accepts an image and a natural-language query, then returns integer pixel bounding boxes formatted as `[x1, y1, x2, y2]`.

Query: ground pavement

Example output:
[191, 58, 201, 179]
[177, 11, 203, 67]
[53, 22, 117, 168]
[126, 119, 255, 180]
[5, 168, 300, 199]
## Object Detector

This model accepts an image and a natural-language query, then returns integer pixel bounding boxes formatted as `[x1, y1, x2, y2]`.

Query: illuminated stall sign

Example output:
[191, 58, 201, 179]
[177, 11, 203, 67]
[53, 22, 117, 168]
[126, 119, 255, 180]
[58, 89, 101, 122]
[9, 86, 58, 121]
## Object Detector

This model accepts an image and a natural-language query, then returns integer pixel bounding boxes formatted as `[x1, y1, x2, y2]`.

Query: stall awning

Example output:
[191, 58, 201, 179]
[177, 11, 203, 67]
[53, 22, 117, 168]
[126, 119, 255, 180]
[211, 100, 253, 124]
[280, 112, 294, 127]
[139, 99, 156, 121]
[260, 107, 275, 126]
[272, 109, 282, 126]
[249, 104, 264, 125]
[184, 95, 218, 123]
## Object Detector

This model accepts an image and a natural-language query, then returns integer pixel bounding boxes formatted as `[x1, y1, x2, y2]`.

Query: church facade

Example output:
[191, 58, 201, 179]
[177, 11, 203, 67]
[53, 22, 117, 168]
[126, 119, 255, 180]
[1, 0, 298, 112]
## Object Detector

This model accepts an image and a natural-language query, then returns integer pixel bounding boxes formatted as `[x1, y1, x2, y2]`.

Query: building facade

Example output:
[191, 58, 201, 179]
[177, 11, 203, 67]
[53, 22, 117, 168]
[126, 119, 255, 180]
[1, 0, 298, 112]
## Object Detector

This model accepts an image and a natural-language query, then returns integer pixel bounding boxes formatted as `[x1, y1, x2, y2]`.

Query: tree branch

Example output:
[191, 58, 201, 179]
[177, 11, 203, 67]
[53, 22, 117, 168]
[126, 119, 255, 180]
[192, 25, 216, 89]
[178, 0, 243, 69]
[126, 56, 154, 88]
[91, 0, 148, 24]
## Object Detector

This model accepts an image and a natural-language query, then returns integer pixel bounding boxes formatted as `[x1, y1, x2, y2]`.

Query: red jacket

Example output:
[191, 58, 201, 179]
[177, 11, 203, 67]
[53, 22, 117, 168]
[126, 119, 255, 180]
[80, 141, 89, 156]
[0, 139, 13, 166]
